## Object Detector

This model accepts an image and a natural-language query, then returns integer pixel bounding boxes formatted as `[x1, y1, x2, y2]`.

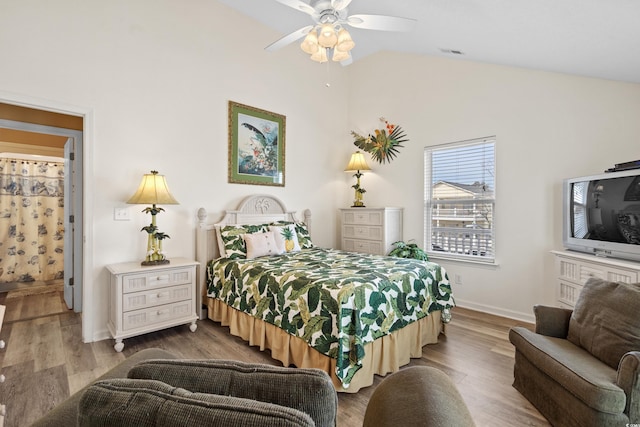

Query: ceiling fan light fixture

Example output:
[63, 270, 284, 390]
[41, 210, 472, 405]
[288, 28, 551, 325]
[310, 47, 328, 63]
[300, 30, 319, 55]
[318, 24, 338, 48]
[336, 28, 355, 52]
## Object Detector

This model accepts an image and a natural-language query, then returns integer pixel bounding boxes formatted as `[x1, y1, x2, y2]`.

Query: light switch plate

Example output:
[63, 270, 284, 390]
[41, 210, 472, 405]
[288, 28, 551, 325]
[114, 207, 131, 221]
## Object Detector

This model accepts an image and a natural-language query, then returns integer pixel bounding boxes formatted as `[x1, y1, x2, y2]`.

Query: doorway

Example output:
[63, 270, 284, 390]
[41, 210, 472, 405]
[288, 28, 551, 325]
[0, 103, 83, 312]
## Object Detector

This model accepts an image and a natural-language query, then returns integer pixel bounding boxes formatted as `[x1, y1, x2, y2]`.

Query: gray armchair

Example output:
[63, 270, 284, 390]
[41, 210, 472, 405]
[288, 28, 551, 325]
[509, 278, 640, 426]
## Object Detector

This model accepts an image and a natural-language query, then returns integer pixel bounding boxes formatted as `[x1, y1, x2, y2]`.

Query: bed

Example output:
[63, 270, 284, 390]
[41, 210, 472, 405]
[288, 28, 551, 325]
[195, 195, 454, 392]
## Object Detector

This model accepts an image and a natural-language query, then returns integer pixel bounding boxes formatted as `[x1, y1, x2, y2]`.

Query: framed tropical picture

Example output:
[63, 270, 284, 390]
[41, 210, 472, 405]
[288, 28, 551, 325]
[228, 101, 286, 186]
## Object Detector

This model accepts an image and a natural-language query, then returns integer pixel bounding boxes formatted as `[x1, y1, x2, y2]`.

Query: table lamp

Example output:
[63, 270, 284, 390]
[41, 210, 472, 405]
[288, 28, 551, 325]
[127, 170, 179, 265]
[345, 151, 371, 207]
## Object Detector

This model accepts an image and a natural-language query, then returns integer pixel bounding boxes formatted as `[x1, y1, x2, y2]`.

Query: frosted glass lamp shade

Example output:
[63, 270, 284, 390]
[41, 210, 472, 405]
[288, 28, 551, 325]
[332, 48, 350, 62]
[127, 170, 179, 205]
[310, 47, 328, 63]
[337, 28, 355, 52]
[301, 30, 319, 55]
[318, 24, 338, 48]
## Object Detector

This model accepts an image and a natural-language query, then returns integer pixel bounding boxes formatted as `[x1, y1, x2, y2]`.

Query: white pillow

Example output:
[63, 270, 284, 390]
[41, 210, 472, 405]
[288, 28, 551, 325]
[243, 231, 282, 259]
[269, 224, 301, 253]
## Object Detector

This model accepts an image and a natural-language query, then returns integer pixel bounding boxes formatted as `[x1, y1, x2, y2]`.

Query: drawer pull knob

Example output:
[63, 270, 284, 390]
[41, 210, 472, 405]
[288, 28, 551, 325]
[0, 340, 4, 349]
[0, 374, 5, 383]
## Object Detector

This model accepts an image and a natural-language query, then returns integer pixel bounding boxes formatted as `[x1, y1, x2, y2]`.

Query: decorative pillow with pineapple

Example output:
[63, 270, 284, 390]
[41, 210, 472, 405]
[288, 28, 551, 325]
[269, 224, 301, 253]
[271, 221, 314, 249]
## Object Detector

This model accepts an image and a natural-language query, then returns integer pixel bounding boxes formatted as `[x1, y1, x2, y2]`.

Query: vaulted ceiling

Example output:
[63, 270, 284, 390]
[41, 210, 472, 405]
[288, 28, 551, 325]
[220, 0, 640, 84]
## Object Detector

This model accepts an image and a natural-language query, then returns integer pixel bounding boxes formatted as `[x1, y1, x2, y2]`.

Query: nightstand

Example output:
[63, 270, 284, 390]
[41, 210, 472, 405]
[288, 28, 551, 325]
[106, 258, 199, 352]
[340, 207, 403, 256]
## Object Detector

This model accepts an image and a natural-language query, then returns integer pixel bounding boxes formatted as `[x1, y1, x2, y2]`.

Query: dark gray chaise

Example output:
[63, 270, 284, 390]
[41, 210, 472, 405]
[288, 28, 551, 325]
[510, 278, 640, 426]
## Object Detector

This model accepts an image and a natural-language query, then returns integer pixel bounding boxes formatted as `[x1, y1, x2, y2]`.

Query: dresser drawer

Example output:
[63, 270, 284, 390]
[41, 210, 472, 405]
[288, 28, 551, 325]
[342, 239, 382, 255]
[123, 300, 194, 331]
[343, 225, 383, 241]
[342, 211, 383, 226]
[122, 283, 193, 312]
[122, 267, 193, 294]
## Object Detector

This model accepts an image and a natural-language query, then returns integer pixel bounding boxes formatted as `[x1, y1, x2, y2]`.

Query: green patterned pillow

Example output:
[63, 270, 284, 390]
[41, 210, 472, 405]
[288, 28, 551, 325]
[271, 221, 314, 249]
[295, 222, 314, 249]
[219, 224, 269, 259]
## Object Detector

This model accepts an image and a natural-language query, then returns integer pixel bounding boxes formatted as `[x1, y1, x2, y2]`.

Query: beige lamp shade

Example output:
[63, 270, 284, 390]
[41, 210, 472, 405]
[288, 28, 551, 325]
[345, 151, 371, 172]
[127, 170, 179, 205]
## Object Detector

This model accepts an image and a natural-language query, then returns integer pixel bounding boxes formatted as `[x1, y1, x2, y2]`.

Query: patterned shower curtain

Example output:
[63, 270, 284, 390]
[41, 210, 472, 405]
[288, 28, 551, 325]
[0, 157, 65, 283]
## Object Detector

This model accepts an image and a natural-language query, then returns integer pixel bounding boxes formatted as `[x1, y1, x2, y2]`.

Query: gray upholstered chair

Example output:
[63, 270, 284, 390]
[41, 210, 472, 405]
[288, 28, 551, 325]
[509, 278, 640, 426]
[32, 348, 338, 427]
[363, 366, 475, 427]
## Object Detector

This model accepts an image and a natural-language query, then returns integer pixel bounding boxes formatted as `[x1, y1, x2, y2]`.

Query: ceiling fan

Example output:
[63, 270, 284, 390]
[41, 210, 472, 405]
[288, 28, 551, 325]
[265, 0, 416, 64]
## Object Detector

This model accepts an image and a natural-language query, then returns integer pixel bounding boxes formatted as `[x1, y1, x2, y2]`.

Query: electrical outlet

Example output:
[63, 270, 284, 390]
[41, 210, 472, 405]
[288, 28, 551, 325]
[454, 274, 463, 285]
[114, 207, 131, 221]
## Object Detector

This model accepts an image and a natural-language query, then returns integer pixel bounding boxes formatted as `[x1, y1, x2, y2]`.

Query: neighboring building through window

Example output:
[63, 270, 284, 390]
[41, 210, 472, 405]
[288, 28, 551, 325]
[424, 137, 496, 263]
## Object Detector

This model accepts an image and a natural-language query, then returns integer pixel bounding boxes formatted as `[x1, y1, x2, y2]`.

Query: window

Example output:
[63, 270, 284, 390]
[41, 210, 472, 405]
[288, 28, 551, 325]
[424, 137, 496, 263]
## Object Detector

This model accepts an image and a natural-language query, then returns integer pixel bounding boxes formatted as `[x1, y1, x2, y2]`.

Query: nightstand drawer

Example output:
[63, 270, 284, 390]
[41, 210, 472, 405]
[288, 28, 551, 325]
[122, 283, 193, 312]
[123, 300, 194, 331]
[122, 267, 193, 294]
[342, 239, 382, 255]
[343, 225, 383, 241]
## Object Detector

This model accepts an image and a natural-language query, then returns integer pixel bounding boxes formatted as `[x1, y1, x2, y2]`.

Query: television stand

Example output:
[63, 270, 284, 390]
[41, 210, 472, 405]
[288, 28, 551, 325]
[551, 250, 640, 308]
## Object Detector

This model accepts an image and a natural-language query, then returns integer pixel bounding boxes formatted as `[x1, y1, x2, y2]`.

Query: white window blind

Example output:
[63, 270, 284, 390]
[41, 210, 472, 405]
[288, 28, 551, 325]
[424, 137, 496, 263]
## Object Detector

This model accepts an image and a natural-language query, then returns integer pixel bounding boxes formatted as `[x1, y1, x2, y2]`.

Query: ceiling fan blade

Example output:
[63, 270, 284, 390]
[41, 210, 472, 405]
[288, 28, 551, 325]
[331, 0, 353, 11]
[274, 0, 316, 16]
[265, 25, 314, 52]
[347, 14, 417, 32]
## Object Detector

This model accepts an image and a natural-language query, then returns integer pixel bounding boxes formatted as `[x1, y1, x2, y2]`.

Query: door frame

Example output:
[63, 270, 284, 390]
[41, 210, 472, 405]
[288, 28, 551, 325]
[0, 91, 94, 343]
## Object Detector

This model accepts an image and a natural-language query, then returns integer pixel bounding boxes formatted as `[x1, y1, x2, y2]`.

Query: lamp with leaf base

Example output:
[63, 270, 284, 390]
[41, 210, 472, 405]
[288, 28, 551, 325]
[126, 170, 179, 266]
[344, 151, 371, 207]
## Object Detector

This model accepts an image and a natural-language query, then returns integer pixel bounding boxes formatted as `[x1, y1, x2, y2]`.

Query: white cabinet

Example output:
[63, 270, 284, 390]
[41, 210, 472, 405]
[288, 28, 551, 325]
[106, 258, 199, 352]
[552, 250, 640, 308]
[340, 207, 403, 256]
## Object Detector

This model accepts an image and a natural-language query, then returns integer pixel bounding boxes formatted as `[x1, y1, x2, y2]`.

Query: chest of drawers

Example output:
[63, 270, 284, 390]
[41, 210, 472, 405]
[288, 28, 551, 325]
[106, 258, 198, 352]
[340, 207, 403, 256]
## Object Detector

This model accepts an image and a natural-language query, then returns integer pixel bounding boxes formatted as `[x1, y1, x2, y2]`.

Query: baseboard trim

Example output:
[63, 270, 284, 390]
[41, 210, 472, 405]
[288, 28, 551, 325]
[454, 299, 535, 324]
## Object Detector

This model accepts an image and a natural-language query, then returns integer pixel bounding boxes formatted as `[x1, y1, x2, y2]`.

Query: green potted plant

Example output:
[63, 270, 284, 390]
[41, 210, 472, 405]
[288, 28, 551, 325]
[388, 240, 429, 261]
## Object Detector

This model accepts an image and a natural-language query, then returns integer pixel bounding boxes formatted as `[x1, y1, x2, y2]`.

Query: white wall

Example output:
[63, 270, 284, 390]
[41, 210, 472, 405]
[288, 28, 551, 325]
[0, 0, 350, 341]
[2, 1, 640, 340]
[347, 51, 640, 321]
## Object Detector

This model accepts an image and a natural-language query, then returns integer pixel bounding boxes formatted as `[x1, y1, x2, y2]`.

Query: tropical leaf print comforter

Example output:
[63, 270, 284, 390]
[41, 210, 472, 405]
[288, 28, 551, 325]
[206, 247, 454, 388]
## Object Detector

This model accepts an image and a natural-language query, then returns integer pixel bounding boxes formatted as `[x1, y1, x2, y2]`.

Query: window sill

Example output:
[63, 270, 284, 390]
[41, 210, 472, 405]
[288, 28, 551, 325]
[428, 253, 499, 267]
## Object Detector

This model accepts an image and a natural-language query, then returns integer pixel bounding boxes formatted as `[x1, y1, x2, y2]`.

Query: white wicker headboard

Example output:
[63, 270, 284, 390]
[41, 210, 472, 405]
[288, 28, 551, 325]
[195, 194, 311, 318]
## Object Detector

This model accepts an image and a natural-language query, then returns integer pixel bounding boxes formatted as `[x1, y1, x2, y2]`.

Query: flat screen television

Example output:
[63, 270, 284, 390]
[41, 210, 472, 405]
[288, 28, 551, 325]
[563, 169, 640, 263]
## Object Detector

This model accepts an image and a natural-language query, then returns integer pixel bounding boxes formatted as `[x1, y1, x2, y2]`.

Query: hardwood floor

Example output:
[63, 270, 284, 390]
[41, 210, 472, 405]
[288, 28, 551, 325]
[0, 288, 550, 426]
